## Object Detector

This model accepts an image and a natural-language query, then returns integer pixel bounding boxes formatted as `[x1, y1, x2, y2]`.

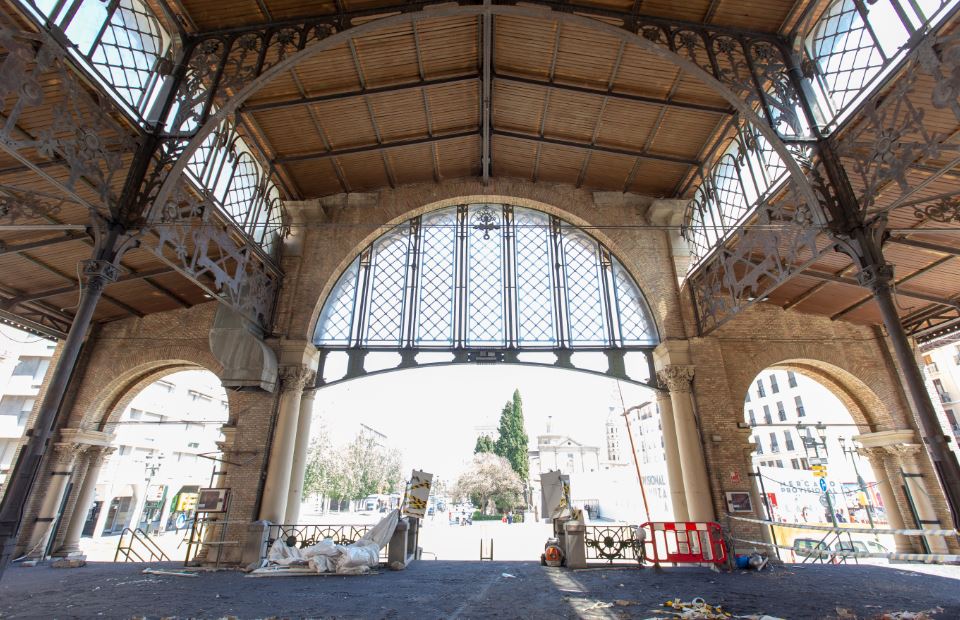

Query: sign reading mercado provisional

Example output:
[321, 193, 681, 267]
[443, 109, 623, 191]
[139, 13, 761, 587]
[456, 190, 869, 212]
[402, 470, 433, 519]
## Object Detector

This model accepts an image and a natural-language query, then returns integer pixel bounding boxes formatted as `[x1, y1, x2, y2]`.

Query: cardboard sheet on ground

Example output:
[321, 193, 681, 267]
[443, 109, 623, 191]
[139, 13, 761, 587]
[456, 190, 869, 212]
[402, 470, 432, 519]
[266, 509, 399, 575]
[541, 471, 571, 519]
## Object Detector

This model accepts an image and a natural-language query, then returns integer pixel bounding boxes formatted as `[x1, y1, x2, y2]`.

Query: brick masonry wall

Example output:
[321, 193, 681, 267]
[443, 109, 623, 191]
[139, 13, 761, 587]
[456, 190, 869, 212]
[686, 301, 959, 553]
[14, 178, 957, 560]
[14, 304, 278, 562]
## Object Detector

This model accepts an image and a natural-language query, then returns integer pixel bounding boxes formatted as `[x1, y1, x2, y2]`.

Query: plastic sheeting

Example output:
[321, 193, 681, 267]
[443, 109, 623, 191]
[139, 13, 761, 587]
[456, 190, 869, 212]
[266, 509, 400, 575]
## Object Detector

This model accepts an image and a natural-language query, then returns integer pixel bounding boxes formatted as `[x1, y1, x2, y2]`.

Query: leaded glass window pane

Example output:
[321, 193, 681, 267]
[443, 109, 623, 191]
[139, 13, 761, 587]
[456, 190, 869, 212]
[466, 205, 505, 346]
[313, 204, 659, 351]
[314, 258, 359, 345]
[222, 153, 261, 224]
[612, 259, 655, 345]
[515, 208, 555, 344]
[363, 227, 411, 345]
[562, 230, 606, 345]
[416, 207, 457, 346]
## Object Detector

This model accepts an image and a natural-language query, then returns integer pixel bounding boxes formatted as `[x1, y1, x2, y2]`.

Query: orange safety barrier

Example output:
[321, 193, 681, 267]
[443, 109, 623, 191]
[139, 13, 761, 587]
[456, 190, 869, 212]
[641, 521, 728, 566]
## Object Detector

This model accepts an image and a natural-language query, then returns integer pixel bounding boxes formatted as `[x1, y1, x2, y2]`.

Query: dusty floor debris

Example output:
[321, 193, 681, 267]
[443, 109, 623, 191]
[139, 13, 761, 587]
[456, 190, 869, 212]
[0, 560, 957, 618]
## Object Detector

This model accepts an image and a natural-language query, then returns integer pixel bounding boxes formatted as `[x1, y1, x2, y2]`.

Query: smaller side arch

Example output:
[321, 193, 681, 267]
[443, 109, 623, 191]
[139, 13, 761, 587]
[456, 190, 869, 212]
[768, 360, 889, 433]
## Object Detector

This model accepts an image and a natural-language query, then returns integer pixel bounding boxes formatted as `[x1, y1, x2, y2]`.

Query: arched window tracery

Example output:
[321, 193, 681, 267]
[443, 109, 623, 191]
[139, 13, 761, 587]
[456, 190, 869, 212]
[314, 204, 658, 350]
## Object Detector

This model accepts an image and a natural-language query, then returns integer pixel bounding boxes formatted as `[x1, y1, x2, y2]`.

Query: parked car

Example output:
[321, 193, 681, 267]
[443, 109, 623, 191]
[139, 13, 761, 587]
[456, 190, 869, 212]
[793, 538, 831, 558]
[837, 539, 888, 554]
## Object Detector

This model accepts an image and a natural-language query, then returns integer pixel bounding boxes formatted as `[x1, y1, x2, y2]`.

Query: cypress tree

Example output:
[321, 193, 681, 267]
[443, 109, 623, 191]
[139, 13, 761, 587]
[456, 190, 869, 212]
[474, 434, 496, 454]
[494, 388, 529, 482]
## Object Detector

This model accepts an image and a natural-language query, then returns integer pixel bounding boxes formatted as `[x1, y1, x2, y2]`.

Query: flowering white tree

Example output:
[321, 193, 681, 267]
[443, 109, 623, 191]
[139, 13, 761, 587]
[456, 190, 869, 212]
[454, 453, 523, 514]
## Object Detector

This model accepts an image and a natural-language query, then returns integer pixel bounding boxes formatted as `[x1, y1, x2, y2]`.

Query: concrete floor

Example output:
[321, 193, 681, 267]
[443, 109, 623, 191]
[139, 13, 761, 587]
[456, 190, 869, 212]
[0, 559, 958, 619]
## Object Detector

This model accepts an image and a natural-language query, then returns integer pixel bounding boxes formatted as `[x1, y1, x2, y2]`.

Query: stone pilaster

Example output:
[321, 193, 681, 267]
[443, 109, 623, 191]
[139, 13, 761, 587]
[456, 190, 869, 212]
[24, 443, 86, 559]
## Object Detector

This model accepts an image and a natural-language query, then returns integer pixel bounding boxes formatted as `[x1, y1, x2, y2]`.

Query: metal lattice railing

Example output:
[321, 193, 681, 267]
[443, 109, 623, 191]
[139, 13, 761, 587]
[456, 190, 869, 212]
[264, 524, 388, 562]
[584, 525, 645, 564]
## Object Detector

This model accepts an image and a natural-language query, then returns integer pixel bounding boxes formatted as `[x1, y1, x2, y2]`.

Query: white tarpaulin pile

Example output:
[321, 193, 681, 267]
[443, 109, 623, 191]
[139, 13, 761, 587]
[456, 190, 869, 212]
[265, 509, 400, 575]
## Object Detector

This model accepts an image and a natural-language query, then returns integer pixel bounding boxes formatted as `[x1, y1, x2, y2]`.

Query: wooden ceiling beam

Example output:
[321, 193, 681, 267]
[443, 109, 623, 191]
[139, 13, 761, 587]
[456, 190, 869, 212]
[494, 129, 699, 166]
[5, 266, 177, 305]
[830, 255, 956, 320]
[274, 131, 479, 164]
[887, 236, 960, 256]
[482, 10, 492, 183]
[289, 70, 351, 193]
[242, 75, 477, 112]
[533, 24, 562, 183]
[142, 277, 193, 308]
[412, 21, 441, 183]
[14, 252, 145, 318]
[496, 74, 731, 115]
[242, 72, 731, 117]
[0, 232, 88, 256]
[782, 264, 856, 311]
[796, 265, 960, 316]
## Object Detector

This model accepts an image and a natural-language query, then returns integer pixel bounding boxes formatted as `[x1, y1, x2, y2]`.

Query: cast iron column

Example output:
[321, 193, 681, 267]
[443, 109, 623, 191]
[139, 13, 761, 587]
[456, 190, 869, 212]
[0, 257, 119, 577]
[854, 250, 960, 528]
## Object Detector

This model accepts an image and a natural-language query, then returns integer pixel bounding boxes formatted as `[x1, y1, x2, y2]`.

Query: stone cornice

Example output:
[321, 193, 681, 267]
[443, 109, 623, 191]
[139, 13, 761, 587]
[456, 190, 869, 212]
[58, 428, 115, 448]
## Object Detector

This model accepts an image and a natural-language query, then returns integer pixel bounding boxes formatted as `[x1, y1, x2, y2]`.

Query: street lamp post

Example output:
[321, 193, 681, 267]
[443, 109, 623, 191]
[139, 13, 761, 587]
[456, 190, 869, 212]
[138, 453, 165, 533]
[838, 437, 877, 532]
[800, 423, 839, 529]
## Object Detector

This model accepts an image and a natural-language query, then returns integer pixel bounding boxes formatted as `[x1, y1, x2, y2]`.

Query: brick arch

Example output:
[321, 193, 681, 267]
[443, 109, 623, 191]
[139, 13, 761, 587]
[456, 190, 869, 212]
[739, 358, 897, 433]
[67, 312, 234, 431]
[94, 363, 231, 435]
[299, 180, 674, 344]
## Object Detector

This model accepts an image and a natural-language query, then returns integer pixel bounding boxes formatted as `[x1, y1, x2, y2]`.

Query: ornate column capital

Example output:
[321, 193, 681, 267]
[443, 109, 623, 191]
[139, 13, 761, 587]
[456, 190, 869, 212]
[657, 365, 695, 393]
[80, 259, 120, 292]
[279, 365, 316, 392]
[86, 445, 116, 467]
[51, 442, 87, 467]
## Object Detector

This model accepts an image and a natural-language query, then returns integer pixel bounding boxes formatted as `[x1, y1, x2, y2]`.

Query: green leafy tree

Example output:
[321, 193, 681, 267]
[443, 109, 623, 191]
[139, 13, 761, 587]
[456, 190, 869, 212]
[494, 389, 529, 482]
[302, 426, 333, 500]
[474, 434, 495, 454]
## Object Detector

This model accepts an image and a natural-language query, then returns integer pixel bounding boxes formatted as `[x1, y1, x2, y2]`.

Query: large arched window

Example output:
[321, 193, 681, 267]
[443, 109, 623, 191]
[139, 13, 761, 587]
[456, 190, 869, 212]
[314, 204, 658, 350]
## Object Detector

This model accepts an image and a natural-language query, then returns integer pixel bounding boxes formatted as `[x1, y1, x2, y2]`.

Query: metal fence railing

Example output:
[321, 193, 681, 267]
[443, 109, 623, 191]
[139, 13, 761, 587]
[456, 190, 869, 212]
[584, 525, 645, 564]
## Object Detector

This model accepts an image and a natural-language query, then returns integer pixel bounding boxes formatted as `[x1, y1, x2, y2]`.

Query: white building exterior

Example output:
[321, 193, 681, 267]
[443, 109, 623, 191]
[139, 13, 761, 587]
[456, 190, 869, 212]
[87, 370, 228, 537]
[0, 326, 229, 538]
[0, 325, 56, 491]
[744, 369, 881, 524]
[920, 342, 960, 457]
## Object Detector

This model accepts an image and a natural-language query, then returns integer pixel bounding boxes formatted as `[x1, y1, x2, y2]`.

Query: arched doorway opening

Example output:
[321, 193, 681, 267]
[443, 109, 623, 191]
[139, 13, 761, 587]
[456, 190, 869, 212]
[291, 364, 670, 561]
[68, 370, 229, 561]
[742, 366, 890, 561]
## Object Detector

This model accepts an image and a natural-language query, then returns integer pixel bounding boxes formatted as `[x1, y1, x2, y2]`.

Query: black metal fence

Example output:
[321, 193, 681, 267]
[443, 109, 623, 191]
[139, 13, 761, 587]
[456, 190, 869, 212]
[584, 525, 645, 564]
